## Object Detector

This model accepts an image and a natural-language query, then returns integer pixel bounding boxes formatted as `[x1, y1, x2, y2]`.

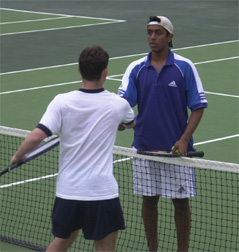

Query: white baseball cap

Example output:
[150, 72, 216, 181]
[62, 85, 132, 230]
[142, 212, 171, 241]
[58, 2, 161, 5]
[147, 16, 173, 47]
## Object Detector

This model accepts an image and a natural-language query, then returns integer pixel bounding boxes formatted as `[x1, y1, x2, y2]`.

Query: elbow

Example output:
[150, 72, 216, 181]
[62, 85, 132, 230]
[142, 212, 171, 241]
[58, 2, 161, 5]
[28, 128, 48, 144]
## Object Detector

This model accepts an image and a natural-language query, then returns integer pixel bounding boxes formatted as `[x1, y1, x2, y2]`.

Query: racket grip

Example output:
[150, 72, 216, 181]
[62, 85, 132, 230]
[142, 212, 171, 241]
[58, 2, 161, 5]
[187, 151, 204, 158]
[0, 169, 9, 176]
[0, 162, 23, 177]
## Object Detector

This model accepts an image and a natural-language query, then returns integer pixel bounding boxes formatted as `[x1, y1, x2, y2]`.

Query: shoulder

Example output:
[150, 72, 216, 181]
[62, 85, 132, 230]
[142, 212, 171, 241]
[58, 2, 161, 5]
[173, 53, 198, 76]
[54, 90, 78, 99]
[125, 55, 148, 74]
[104, 90, 131, 105]
[49, 91, 79, 107]
[103, 90, 124, 100]
[129, 55, 148, 67]
[173, 53, 194, 67]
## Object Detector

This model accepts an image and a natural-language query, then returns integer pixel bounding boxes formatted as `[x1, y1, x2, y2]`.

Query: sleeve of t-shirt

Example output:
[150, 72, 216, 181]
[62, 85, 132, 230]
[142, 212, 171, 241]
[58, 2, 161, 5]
[118, 63, 139, 108]
[38, 95, 62, 135]
[121, 98, 135, 125]
[184, 61, 208, 111]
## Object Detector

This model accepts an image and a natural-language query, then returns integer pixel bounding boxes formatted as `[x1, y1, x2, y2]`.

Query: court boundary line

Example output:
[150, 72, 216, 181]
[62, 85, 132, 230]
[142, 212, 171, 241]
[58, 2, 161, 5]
[0, 56, 238, 98]
[0, 80, 82, 95]
[1, 40, 238, 76]
[1, 78, 238, 99]
[0, 7, 126, 36]
[194, 134, 239, 146]
[0, 16, 71, 25]
[204, 91, 238, 99]
[0, 21, 126, 36]
[0, 7, 126, 22]
[194, 56, 238, 65]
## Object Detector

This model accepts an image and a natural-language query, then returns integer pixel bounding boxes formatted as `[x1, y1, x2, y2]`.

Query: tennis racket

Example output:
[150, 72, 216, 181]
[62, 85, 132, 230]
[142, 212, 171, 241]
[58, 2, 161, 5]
[0, 136, 60, 177]
[136, 150, 204, 158]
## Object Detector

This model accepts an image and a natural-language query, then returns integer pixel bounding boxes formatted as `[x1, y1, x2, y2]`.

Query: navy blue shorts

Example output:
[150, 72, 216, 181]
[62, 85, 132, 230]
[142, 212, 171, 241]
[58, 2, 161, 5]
[51, 197, 125, 240]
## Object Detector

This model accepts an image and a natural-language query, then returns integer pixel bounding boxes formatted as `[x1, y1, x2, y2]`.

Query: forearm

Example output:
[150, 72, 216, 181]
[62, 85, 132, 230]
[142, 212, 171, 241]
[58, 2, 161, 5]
[11, 128, 47, 163]
[181, 108, 204, 142]
[173, 108, 204, 155]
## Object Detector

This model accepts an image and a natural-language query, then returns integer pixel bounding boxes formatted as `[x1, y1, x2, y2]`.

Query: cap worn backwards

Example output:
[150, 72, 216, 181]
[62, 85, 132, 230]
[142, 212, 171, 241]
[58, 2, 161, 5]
[147, 16, 173, 47]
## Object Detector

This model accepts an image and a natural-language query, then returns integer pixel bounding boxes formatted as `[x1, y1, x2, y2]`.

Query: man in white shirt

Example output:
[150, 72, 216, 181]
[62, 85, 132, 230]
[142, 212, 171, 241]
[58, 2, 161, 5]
[11, 46, 136, 252]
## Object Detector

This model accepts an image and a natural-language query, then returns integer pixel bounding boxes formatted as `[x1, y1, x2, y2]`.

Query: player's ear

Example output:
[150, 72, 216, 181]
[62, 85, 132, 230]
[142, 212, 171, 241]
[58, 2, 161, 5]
[78, 67, 81, 73]
[102, 68, 108, 79]
[168, 33, 173, 44]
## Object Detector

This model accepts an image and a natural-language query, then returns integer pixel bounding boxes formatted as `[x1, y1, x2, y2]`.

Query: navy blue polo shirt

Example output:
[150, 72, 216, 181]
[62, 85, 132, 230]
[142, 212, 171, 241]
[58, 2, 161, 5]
[118, 50, 208, 151]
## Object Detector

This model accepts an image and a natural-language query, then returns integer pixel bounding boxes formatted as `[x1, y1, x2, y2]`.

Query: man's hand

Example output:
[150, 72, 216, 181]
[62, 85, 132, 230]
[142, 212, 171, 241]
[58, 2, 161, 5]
[118, 124, 126, 131]
[10, 153, 27, 164]
[171, 138, 188, 156]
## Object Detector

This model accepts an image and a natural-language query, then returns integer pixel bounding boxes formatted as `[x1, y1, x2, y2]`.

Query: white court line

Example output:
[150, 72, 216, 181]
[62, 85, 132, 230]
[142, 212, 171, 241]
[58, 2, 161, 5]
[0, 157, 133, 188]
[0, 62, 77, 76]
[0, 173, 58, 188]
[204, 91, 238, 98]
[1, 40, 238, 76]
[0, 7, 73, 17]
[106, 77, 122, 82]
[194, 134, 239, 146]
[0, 16, 70, 25]
[1, 56, 237, 77]
[0, 7, 126, 36]
[172, 40, 239, 50]
[194, 56, 239, 65]
[0, 21, 126, 36]
[0, 7, 126, 21]
[0, 56, 238, 98]
[0, 159, 132, 189]
[0, 80, 82, 95]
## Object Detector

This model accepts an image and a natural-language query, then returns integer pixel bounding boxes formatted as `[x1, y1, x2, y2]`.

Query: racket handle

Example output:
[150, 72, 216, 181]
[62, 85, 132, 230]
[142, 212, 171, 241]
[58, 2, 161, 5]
[186, 151, 204, 158]
[0, 169, 9, 176]
[0, 162, 23, 177]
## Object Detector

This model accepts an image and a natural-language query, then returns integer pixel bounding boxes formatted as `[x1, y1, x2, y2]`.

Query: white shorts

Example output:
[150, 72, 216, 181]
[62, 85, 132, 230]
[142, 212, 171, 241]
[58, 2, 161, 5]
[133, 158, 196, 198]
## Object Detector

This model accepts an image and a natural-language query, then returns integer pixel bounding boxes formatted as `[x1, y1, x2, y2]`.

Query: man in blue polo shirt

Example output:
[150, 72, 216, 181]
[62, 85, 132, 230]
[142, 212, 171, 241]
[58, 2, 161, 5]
[118, 16, 208, 251]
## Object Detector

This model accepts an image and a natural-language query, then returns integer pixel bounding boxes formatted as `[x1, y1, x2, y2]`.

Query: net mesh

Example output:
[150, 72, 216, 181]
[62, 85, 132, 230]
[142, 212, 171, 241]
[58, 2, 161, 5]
[0, 126, 238, 252]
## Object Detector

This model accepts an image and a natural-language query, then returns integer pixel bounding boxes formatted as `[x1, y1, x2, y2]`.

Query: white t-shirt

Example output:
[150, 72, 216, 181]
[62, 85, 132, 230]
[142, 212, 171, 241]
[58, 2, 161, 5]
[39, 89, 134, 201]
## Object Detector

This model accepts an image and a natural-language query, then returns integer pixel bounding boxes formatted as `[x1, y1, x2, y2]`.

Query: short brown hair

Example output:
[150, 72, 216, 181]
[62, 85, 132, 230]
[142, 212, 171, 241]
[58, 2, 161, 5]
[79, 46, 109, 81]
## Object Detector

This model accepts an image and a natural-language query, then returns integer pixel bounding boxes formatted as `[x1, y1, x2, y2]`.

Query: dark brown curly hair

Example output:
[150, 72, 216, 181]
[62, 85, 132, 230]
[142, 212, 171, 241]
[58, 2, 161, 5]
[79, 46, 109, 81]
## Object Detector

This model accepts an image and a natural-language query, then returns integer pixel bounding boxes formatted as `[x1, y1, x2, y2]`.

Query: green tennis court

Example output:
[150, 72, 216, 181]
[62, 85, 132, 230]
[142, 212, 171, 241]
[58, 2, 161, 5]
[0, 1, 238, 251]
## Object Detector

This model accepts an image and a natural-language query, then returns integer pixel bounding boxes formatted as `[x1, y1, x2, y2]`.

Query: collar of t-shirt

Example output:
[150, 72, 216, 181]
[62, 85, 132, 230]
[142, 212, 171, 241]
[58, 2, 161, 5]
[79, 88, 104, 93]
[146, 50, 174, 67]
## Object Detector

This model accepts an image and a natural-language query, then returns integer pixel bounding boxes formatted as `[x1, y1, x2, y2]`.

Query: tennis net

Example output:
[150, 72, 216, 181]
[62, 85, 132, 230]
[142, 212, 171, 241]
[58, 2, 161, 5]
[0, 126, 238, 252]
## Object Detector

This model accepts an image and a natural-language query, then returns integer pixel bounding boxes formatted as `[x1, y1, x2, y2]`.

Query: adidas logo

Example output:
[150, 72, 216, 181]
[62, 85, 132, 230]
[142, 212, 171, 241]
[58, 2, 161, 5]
[178, 186, 186, 193]
[168, 81, 177, 87]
